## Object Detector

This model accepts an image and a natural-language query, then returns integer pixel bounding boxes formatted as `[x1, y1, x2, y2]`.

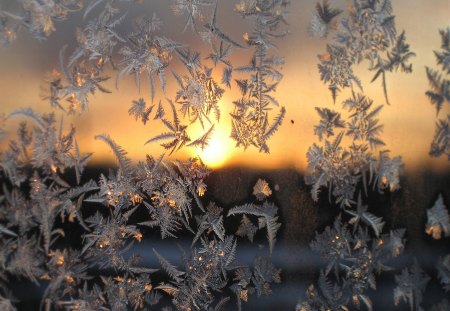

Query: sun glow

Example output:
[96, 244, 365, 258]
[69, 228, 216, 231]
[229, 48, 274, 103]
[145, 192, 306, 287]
[194, 127, 234, 168]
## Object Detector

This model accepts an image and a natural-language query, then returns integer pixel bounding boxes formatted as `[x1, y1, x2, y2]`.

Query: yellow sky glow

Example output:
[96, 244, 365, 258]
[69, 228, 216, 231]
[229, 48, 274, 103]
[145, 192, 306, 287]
[0, 0, 449, 173]
[192, 125, 234, 168]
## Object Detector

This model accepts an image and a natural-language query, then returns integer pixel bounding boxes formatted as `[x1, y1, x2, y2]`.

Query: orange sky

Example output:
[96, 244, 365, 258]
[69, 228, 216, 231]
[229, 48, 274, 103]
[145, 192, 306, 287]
[0, 0, 449, 173]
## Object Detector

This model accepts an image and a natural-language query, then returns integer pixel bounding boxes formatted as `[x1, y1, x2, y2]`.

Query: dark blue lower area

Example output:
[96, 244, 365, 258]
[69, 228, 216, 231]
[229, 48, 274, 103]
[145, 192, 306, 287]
[8, 166, 450, 310]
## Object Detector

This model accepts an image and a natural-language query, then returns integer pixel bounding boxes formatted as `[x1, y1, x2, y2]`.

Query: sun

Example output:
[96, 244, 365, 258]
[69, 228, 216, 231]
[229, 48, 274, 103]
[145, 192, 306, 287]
[193, 126, 234, 168]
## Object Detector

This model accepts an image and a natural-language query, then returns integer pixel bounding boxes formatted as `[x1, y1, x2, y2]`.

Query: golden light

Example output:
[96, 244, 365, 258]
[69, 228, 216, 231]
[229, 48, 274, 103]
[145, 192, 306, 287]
[192, 125, 235, 168]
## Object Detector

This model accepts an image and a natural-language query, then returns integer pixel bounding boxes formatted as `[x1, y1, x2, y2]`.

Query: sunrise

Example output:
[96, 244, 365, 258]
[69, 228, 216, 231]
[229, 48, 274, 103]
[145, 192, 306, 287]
[0, 0, 449, 310]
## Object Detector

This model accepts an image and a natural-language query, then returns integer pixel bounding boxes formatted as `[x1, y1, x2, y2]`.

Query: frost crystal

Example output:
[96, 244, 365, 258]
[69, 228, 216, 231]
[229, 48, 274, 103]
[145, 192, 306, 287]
[426, 194, 450, 239]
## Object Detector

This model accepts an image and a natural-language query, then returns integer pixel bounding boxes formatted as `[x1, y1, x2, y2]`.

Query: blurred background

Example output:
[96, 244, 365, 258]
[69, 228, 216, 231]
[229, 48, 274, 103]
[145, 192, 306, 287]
[1, 0, 449, 310]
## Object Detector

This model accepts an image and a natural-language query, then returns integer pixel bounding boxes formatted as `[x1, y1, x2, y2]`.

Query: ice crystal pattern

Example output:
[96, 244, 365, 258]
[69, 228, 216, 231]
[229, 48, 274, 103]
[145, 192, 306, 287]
[231, 0, 289, 153]
[305, 92, 402, 207]
[425, 194, 450, 240]
[0, 111, 282, 310]
[312, 0, 415, 104]
[425, 28, 450, 160]
[306, 0, 408, 208]
[394, 259, 431, 311]
[297, 205, 406, 311]
[6, 0, 290, 154]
